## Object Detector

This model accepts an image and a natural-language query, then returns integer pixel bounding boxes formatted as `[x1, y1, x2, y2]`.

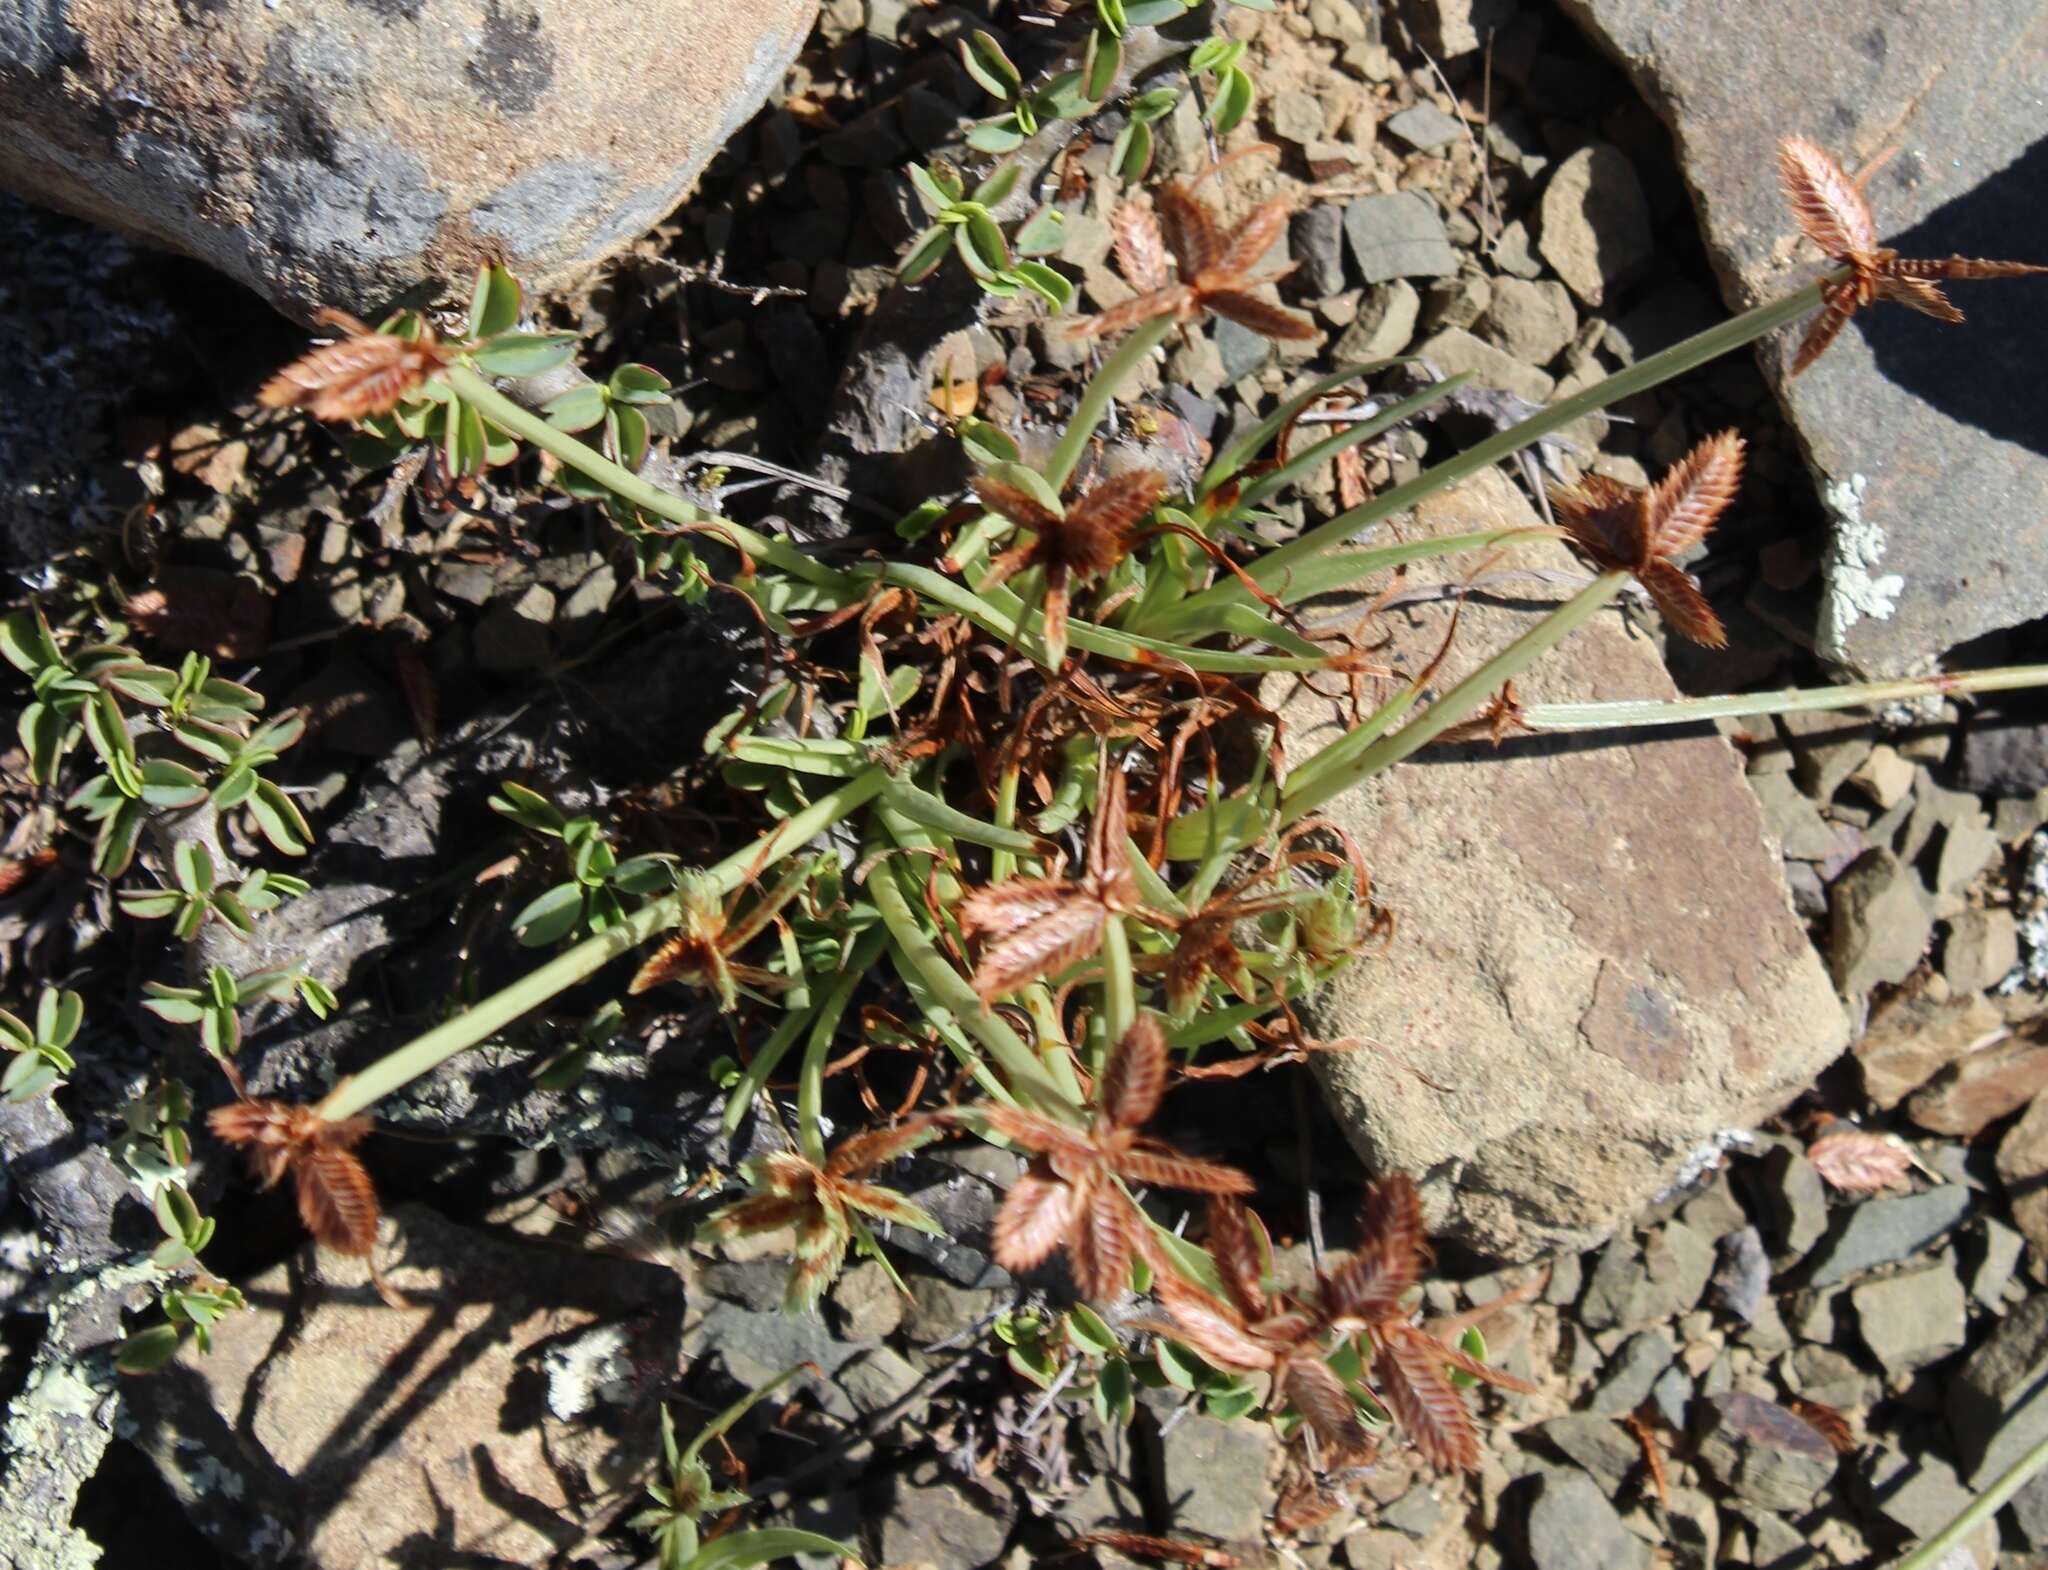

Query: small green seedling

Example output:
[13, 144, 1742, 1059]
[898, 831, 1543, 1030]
[0, 986, 82, 1102]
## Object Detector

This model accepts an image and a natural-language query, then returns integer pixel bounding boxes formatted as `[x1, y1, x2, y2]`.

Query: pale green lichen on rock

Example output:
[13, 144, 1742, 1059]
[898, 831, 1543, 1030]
[1818, 472, 1905, 663]
[0, 1259, 162, 1570]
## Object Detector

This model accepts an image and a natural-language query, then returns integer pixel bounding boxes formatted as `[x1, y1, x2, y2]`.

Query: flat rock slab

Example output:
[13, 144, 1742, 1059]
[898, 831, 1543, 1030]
[125, 1204, 682, 1568]
[1559, 0, 2048, 675]
[1272, 471, 1846, 1260]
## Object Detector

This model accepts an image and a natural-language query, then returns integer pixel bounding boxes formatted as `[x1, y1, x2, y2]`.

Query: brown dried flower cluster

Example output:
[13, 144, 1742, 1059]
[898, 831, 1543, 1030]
[208, 1097, 404, 1307]
[259, 308, 452, 421]
[708, 1119, 942, 1310]
[984, 1013, 1252, 1297]
[959, 763, 1154, 1000]
[1151, 1173, 1532, 1471]
[1550, 428, 1745, 649]
[1777, 135, 2048, 375]
[974, 469, 1167, 663]
[1081, 183, 1315, 342]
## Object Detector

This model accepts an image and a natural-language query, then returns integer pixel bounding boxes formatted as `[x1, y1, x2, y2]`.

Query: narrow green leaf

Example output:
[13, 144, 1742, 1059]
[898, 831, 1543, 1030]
[959, 30, 1022, 100]
[248, 779, 313, 856]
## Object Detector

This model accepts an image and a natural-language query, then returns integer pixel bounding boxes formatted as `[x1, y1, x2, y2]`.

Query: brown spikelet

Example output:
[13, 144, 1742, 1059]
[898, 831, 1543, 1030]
[1784, 1397, 1857, 1454]
[1100, 1014, 1170, 1130]
[1778, 136, 1876, 258]
[1147, 1270, 1280, 1372]
[1376, 1324, 1481, 1471]
[296, 1142, 380, 1257]
[1115, 1145, 1255, 1195]
[1807, 1128, 1913, 1192]
[260, 311, 450, 423]
[1205, 1197, 1270, 1319]
[210, 1099, 402, 1305]
[1549, 430, 1743, 647]
[1623, 1408, 1671, 1509]
[1777, 135, 2047, 375]
[0, 848, 57, 898]
[1080, 181, 1312, 341]
[1112, 201, 1172, 295]
[960, 884, 1104, 997]
[1067, 1174, 1140, 1299]
[1283, 1354, 1372, 1458]
[992, 1160, 1074, 1273]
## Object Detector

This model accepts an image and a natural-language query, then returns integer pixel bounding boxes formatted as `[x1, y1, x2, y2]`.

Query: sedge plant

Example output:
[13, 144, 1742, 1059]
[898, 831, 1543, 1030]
[22, 123, 2048, 1521]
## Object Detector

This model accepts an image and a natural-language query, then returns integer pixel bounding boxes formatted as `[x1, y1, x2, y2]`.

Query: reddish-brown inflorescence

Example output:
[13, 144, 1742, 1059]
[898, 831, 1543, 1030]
[708, 1118, 942, 1310]
[1081, 183, 1316, 342]
[1151, 1174, 1533, 1471]
[208, 1098, 405, 1307]
[981, 1013, 1253, 1298]
[958, 762, 1156, 1001]
[973, 469, 1168, 664]
[1548, 428, 1746, 649]
[1776, 135, 2048, 375]
[258, 308, 453, 421]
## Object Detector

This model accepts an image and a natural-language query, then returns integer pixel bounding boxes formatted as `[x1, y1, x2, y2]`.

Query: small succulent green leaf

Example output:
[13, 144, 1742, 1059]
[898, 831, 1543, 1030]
[172, 839, 214, 896]
[1012, 204, 1066, 257]
[1007, 260, 1074, 313]
[116, 1323, 185, 1375]
[1208, 63, 1254, 132]
[139, 757, 210, 809]
[611, 403, 650, 471]
[971, 163, 1021, 210]
[608, 363, 672, 405]
[1085, 27, 1122, 100]
[899, 224, 954, 282]
[2, 1052, 59, 1102]
[959, 30, 1022, 100]
[543, 382, 609, 433]
[906, 162, 954, 218]
[0, 607, 61, 675]
[96, 799, 145, 877]
[1112, 121, 1154, 183]
[511, 882, 585, 947]
[965, 120, 1027, 155]
[469, 331, 578, 378]
[467, 263, 523, 341]
[248, 779, 313, 856]
[1123, 0, 1188, 24]
[40, 987, 82, 1051]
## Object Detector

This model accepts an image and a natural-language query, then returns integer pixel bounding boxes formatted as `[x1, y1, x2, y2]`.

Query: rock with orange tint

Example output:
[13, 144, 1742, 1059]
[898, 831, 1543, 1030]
[1274, 471, 1847, 1259]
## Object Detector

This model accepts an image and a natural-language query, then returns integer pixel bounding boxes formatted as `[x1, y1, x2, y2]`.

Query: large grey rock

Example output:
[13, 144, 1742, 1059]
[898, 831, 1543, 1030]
[1949, 1293, 2048, 1486]
[1524, 1470, 1651, 1570]
[123, 1204, 682, 1569]
[1280, 471, 1847, 1259]
[1558, 0, 2048, 675]
[1802, 1184, 1972, 1288]
[0, 0, 818, 319]
[1344, 192, 1460, 284]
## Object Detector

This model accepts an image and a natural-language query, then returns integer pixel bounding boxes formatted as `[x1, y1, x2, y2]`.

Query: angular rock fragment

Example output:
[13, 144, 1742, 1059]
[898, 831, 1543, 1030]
[1282, 472, 1846, 1258]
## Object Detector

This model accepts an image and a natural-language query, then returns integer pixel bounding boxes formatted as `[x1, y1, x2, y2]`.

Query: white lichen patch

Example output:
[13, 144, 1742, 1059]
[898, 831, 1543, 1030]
[2000, 828, 2048, 992]
[1656, 1128, 1757, 1202]
[543, 1322, 634, 1421]
[1817, 473, 1905, 662]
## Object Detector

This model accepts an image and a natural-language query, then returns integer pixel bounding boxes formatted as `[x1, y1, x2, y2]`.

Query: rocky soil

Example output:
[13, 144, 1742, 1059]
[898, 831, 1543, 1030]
[1, 0, 2046, 1567]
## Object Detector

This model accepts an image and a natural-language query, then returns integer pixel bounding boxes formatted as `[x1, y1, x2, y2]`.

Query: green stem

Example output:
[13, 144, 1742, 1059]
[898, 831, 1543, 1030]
[1521, 662, 2048, 732]
[1154, 278, 1831, 632]
[991, 767, 1023, 883]
[865, 851, 1078, 1116]
[1100, 914, 1136, 1045]
[318, 767, 889, 1122]
[1280, 573, 1627, 823]
[443, 365, 850, 593]
[796, 931, 882, 1165]
[1044, 317, 1178, 492]
[1892, 1429, 2048, 1570]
